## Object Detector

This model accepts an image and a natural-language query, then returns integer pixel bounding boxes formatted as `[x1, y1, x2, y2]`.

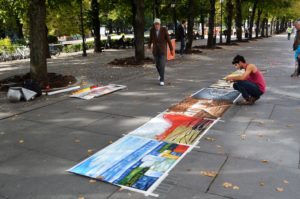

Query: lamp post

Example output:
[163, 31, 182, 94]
[220, 0, 223, 44]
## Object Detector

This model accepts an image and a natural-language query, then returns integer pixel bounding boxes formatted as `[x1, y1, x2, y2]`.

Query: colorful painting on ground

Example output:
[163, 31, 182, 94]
[68, 135, 189, 192]
[192, 88, 240, 102]
[129, 113, 214, 145]
[167, 97, 232, 119]
[70, 84, 126, 100]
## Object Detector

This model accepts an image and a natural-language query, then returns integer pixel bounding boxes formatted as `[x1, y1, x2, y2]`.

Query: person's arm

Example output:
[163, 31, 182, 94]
[165, 28, 173, 52]
[225, 64, 256, 81]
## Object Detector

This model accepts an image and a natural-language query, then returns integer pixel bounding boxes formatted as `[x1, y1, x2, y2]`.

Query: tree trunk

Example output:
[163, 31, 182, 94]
[200, 13, 205, 39]
[275, 18, 280, 34]
[235, 0, 243, 41]
[226, 0, 234, 44]
[185, 0, 195, 52]
[270, 18, 274, 35]
[131, 0, 145, 64]
[91, 0, 101, 53]
[29, 0, 48, 86]
[79, 0, 87, 56]
[255, 8, 262, 38]
[280, 17, 285, 32]
[207, 0, 216, 48]
[265, 17, 269, 37]
[45, 25, 51, 59]
[173, 5, 177, 38]
[261, 17, 265, 37]
[16, 16, 24, 39]
[249, 0, 258, 39]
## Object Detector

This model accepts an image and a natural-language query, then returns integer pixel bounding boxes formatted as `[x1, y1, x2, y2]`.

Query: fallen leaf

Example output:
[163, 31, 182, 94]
[233, 186, 240, 190]
[223, 182, 233, 188]
[276, 187, 284, 192]
[259, 181, 265, 187]
[109, 140, 113, 144]
[19, 140, 24, 144]
[283, 180, 289, 184]
[205, 137, 216, 142]
[200, 171, 217, 177]
[75, 139, 80, 143]
[96, 176, 104, 180]
[261, 160, 269, 164]
[216, 145, 223, 148]
[78, 196, 85, 199]
[89, 179, 97, 184]
[87, 149, 94, 155]
[240, 134, 246, 140]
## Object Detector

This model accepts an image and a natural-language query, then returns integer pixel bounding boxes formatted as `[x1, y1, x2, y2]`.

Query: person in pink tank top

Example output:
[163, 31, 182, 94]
[225, 55, 266, 105]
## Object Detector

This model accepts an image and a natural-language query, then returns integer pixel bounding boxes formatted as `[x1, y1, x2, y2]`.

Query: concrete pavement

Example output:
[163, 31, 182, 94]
[0, 35, 300, 199]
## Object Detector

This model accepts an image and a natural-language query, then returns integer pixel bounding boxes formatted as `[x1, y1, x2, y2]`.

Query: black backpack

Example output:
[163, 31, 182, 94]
[23, 79, 42, 97]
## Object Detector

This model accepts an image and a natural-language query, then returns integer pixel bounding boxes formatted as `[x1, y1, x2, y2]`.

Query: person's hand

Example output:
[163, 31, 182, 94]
[170, 50, 174, 56]
[225, 76, 232, 82]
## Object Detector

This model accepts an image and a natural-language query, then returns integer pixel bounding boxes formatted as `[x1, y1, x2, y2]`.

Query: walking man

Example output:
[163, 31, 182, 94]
[148, 18, 174, 86]
[177, 20, 187, 55]
[225, 55, 266, 105]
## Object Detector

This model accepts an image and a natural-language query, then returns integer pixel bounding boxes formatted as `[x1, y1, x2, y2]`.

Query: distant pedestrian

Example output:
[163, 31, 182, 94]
[287, 26, 293, 40]
[225, 55, 266, 105]
[291, 21, 300, 78]
[177, 20, 187, 55]
[148, 18, 174, 86]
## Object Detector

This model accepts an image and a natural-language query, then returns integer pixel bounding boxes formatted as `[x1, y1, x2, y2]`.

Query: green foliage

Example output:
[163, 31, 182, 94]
[0, 37, 16, 53]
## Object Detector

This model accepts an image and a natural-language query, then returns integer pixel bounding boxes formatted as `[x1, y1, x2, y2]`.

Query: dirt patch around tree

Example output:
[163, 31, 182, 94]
[0, 73, 77, 92]
[193, 45, 223, 50]
[108, 56, 154, 66]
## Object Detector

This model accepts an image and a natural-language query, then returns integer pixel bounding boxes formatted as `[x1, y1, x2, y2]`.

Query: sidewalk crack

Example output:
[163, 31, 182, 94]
[205, 154, 229, 193]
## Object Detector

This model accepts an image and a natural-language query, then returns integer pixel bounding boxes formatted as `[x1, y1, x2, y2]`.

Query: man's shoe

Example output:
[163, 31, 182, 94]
[160, 82, 165, 86]
[236, 97, 256, 105]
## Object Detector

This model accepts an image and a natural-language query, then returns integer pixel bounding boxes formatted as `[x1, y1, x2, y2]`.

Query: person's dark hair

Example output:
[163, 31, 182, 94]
[232, 55, 246, 64]
[181, 20, 186, 24]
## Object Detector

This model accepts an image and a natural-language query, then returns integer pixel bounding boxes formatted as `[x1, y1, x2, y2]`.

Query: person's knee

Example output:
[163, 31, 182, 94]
[233, 80, 243, 89]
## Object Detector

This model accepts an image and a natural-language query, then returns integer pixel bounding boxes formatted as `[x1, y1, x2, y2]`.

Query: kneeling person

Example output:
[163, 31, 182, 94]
[225, 55, 266, 105]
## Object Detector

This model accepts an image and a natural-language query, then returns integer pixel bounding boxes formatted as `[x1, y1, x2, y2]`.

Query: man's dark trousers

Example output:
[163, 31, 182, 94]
[155, 53, 166, 82]
[233, 80, 263, 100]
[180, 38, 185, 55]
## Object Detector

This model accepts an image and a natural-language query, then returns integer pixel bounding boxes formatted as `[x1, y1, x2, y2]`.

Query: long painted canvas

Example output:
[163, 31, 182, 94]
[70, 84, 126, 100]
[222, 69, 245, 80]
[209, 80, 233, 90]
[68, 135, 189, 192]
[129, 113, 214, 145]
[192, 88, 240, 102]
[167, 97, 232, 119]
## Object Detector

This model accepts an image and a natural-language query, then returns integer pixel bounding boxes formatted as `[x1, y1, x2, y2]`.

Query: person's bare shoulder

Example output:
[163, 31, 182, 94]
[247, 64, 257, 71]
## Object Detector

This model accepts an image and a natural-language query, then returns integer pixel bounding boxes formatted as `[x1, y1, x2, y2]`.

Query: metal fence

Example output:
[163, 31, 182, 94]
[0, 46, 30, 62]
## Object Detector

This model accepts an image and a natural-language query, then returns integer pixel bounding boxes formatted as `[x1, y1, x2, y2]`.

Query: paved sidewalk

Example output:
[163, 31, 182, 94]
[0, 35, 299, 199]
